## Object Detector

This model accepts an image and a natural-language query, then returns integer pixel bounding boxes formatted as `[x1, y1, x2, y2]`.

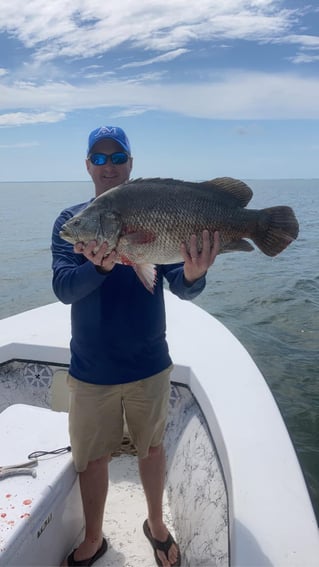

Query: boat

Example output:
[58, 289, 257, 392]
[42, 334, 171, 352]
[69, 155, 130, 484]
[0, 290, 318, 566]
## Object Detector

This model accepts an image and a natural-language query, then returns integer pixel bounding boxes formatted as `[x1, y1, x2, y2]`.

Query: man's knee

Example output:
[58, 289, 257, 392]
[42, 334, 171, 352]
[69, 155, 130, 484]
[146, 443, 163, 457]
[81, 454, 110, 474]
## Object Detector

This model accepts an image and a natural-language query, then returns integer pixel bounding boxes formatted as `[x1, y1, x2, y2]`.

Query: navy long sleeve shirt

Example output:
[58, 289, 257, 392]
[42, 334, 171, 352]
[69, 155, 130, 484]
[51, 201, 207, 385]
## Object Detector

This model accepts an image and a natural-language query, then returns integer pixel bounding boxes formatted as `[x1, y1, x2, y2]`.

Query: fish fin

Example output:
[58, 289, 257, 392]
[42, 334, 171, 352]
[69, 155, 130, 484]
[119, 255, 134, 266]
[253, 206, 299, 256]
[221, 239, 254, 253]
[133, 263, 157, 293]
[121, 229, 156, 245]
[201, 177, 253, 207]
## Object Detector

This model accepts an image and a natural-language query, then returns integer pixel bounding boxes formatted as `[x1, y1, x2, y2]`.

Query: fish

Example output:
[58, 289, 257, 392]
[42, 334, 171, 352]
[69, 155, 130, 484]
[60, 177, 299, 292]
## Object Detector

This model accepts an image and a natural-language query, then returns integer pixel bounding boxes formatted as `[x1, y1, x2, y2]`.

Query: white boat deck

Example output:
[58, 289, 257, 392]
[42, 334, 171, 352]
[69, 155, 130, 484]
[81, 454, 174, 567]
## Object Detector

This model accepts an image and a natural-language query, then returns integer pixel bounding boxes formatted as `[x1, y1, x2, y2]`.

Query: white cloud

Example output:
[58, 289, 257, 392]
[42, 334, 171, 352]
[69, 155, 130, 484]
[0, 1, 299, 62]
[81, 70, 116, 79]
[285, 34, 319, 48]
[1, 1, 318, 123]
[111, 107, 154, 118]
[0, 111, 66, 126]
[0, 141, 39, 148]
[120, 49, 189, 69]
[290, 53, 319, 64]
[282, 33, 319, 64]
[1, 71, 319, 122]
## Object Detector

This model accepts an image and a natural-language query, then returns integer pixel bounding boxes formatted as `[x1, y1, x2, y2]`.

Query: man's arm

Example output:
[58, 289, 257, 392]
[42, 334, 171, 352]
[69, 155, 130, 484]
[51, 212, 110, 304]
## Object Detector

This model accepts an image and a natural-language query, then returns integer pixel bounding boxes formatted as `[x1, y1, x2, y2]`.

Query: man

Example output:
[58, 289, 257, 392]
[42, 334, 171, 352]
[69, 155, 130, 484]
[51, 126, 219, 567]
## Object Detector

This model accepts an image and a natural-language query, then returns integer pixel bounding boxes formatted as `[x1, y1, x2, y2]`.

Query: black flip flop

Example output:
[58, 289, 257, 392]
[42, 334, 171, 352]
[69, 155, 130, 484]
[143, 519, 181, 566]
[67, 537, 108, 566]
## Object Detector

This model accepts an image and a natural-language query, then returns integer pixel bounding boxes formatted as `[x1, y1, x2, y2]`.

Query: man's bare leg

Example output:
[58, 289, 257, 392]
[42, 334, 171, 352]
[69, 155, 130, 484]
[71, 455, 109, 562]
[139, 444, 179, 567]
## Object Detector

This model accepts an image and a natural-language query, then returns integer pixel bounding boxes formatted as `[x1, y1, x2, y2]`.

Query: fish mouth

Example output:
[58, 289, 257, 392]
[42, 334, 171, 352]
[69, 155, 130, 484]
[59, 225, 77, 243]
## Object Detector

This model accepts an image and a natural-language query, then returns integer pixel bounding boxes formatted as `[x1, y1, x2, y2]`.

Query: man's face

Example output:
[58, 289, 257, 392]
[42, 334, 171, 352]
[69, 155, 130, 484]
[86, 138, 133, 197]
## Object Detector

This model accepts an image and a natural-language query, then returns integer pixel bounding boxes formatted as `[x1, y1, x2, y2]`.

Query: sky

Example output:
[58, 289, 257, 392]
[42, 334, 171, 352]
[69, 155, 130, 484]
[0, 0, 318, 182]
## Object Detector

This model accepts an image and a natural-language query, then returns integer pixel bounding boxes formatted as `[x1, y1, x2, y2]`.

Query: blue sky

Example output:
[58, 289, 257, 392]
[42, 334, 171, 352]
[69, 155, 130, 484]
[0, 1, 318, 181]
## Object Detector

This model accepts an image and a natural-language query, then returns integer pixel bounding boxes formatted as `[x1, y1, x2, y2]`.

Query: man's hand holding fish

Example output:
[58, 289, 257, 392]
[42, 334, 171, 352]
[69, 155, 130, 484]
[74, 240, 117, 272]
[181, 229, 220, 284]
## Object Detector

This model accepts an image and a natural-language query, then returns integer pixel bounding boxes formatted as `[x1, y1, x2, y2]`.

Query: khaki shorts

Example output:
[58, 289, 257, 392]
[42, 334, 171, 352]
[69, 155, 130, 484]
[67, 366, 172, 472]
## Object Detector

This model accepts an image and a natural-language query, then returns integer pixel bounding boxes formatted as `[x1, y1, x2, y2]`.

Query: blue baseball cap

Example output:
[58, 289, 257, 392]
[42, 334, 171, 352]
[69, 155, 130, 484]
[87, 126, 131, 156]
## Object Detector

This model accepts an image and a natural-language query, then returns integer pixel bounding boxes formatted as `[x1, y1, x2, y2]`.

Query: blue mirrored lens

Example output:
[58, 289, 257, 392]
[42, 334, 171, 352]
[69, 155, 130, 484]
[89, 152, 128, 165]
[90, 153, 107, 165]
[111, 152, 129, 164]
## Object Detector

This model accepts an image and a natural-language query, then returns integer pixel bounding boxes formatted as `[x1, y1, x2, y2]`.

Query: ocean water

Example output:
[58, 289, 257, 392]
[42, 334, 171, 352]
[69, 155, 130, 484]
[0, 179, 318, 522]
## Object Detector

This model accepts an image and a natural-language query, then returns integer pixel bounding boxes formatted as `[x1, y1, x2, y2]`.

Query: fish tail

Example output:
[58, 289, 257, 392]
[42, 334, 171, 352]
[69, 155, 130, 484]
[253, 206, 299, 257]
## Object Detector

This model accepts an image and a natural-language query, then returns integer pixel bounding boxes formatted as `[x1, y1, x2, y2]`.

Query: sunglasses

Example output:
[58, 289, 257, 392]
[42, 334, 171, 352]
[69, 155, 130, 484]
[88, 152, 129, 166]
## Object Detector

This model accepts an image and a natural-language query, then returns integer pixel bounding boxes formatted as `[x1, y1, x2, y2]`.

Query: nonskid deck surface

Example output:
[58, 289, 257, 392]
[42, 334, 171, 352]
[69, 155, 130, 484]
[70, 454, 175, 567]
